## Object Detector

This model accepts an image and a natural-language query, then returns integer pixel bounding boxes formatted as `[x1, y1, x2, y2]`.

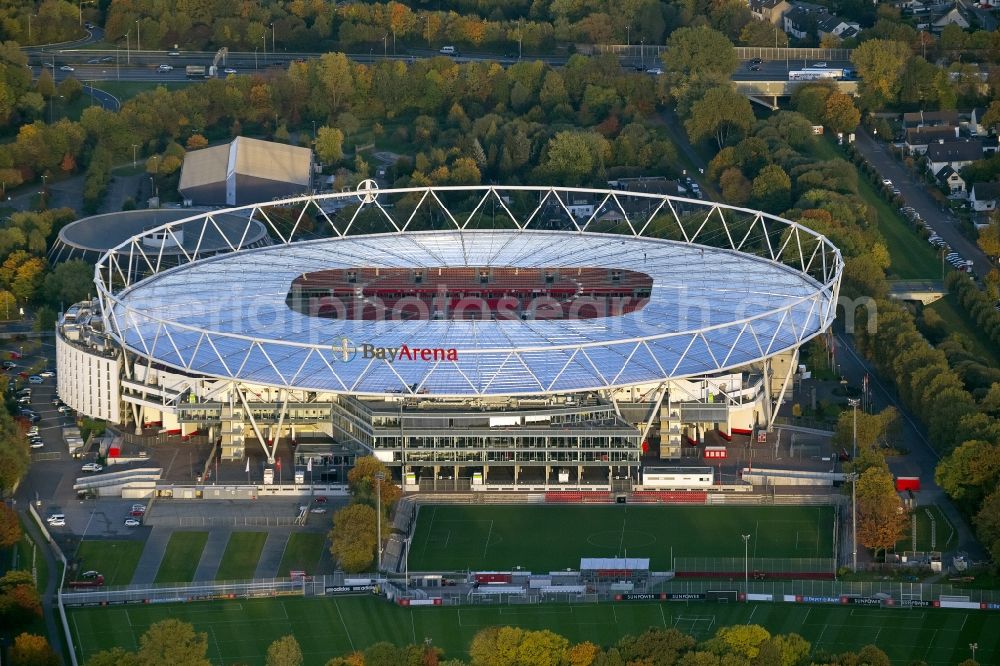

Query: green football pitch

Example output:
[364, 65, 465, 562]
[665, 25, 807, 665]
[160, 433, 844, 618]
[408, 505, 835, 572]
[67, 595, 999, 665]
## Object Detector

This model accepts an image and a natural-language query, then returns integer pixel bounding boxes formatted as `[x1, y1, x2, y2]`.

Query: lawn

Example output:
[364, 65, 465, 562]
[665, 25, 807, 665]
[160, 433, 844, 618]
[67, 595, 1000, 665]
[408, 505, 835, 572]
[215, 532, 268, 581]
[154, 531, 209, 584]
[73, 540, 144, 587]
[897, 504, 956, 554]
[813, 137, 940, 280]
[276, 532, 327, 577]
[927, 294, 1000, 367]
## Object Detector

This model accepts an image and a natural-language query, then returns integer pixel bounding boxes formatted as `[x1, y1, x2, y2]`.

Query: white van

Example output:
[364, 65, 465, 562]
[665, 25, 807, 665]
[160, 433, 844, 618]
[439, 46, 458, 56]
[46, 513, 65, 524]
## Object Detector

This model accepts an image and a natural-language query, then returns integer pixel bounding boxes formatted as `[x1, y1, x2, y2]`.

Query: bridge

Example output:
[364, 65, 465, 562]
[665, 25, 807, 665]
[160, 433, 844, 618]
[732, 79, 858, 109]
[888, 280, 946, 304]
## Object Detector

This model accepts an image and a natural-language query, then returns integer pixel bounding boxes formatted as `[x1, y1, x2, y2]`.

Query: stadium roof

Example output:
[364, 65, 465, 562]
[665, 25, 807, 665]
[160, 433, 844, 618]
[97, 187, 842, 397]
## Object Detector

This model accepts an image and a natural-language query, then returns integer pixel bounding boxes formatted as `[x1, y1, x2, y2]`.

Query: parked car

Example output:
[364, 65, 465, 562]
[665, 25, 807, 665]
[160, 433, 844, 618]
[81, 463, 103, 472]
[46, 513, 65, 524]
[310, 507, 327, 514]
[81, 570, 101, 579]
[57, 405, 71, 414]
[131, 504, 146, 512]
[313, 496, 328, 504]
[29, 441, 44, 449]
[49, 519, 65, 527]
[129, 510, 145, 517]
[2, 361, 16, 369]
[40, 370, 55, 378]
[28, 375, 43, 384]
[124, 518, 141, 527]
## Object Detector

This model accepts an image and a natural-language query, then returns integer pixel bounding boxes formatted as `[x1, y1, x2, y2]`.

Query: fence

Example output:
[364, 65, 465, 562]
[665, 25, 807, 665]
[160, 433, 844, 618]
[588, 45, 853, 63]
[652, 578, 1000, 603]
[60, 575, 339, 606]
[674, 557, 835, 578]
[29, 504, 78, 666]
[143, 515, 305, 527]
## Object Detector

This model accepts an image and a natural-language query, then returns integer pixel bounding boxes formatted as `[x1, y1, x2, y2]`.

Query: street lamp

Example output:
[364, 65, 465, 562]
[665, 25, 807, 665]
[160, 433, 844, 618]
[79, 0, 94, 26]
[125, 30, 130, 64]
[131, 144, 138, 168]
[848, 397, 860, 460]
[135, 19, 140, 52]
[741, 534, 751, 588]
[270, 23, 276, 54]
[848, 472, 858, 570]
[383, 33, 387, 58]
[375, 471, 385, 575]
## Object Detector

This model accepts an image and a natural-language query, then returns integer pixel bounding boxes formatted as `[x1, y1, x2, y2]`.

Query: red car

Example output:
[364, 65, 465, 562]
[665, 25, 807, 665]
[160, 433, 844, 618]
[129, 509, 145, 517]
[314, 496, 327, 504]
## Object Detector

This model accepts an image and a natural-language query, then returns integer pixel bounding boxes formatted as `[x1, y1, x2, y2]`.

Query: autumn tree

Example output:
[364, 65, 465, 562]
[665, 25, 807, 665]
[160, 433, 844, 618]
[186, 134, 208, 150]
[0, 571, 42, 627]
[538, 131, 611, 186]
[469, 626, 569, 666]
[266, 635, 303, 666]
[975, 486, 1000, 563]
[850, 39, 910, 108]
[347, 455, 401, 509]
[704, 625, 771, 661]
[978, 216, 1000, 258]
[315, 126, 345, 165]
[0, 502, 22, 547]
[329, 503, 380, 572]
[719, 168, 751, 205]
[8, 633, 59, 666]
[823, 92, 861, 134]
[856, 466, 906, 560]
[738, 21, 788, 47]
[136, 619, 210, 666]
[935, 440, 1000, 510]
[833, 406, 899, 453]
[750, 164, 792, 213]
[685, 87, 754, 150]
[982, 101, 1000, 133]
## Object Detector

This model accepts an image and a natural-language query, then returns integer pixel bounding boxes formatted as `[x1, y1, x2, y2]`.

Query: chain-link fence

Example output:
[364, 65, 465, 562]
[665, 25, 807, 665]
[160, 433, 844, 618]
[60, 575, 342, 606]
[652, 578, 1000, 603]
[674, 557, 835, 576]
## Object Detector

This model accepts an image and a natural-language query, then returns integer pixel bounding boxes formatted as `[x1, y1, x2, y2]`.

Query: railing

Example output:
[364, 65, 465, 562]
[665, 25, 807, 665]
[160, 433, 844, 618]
[60, 575, 337, 606]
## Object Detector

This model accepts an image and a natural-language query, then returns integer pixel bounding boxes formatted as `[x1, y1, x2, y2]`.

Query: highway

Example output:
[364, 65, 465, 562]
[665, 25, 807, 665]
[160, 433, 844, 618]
[26, 45, 856, 85]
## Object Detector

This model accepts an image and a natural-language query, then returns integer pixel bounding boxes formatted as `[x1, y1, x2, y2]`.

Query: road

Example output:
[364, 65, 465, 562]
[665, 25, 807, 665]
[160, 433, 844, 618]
[853, 128, 993, 279]
[834, 332, 985, 559]
[27, 45, 852, 84]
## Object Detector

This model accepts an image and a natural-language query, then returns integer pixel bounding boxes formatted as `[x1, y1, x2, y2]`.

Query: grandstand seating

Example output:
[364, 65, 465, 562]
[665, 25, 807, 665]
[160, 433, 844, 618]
[544, 491, 612, 503]
[629, 491, 708, 504]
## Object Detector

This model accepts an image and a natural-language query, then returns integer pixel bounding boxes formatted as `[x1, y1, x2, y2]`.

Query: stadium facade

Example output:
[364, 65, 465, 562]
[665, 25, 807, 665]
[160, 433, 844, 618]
[57, 186, 842, 490]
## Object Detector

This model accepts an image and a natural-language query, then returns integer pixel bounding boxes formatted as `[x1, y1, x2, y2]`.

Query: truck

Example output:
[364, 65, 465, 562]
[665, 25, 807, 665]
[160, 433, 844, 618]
[788, 68, 854, 81]
[185, 65, 206, 78]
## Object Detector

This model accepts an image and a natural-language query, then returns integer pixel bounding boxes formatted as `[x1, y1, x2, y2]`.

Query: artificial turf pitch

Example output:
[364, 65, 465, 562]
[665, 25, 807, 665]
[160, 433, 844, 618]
[68, 595, 999, 665]
[408, 505, 835, 572]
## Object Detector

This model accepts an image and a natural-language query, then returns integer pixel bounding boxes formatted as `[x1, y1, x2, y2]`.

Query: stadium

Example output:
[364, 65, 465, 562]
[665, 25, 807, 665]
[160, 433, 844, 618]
[57, 184, 843, 490]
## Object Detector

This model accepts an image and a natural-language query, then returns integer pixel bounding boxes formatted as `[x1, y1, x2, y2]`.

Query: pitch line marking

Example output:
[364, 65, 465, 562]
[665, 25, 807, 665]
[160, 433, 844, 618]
[411, 610, 417, 643]
[334, 599, 355, 651]
[803, 607, 811, 624]
[659, 604, 667, 628]
[746, 606, 757, 624]
[960, 613, 968, 631]
[483, 520, 494, 558]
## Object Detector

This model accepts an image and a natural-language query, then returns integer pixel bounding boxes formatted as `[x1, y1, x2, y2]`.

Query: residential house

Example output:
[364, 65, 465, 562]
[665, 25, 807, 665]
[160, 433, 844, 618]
[970, 182, 1000, 213]
[749, 0, 793, 24]
[932, 7, 970, 30]
[935, 166, 966, 195]
[905, 125, 960, 154]
[925, 140, 983, 175]
[782, 3, 859, 40]
[902, 110, 960, 128]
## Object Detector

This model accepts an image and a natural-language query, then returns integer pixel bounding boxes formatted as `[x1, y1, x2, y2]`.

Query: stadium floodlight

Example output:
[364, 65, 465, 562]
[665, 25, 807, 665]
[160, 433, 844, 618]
[375, 471, 385, 575]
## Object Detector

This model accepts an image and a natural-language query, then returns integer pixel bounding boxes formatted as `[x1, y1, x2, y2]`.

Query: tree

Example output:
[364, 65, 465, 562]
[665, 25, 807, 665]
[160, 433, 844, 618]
[833, 407, 899, 452]
[750, 165, 792, 213]
[982, 101, 1000, 133]
[685, 87, 754, 150]
[266, 635, 303, 666]
[618, 628, 695, 664]
[823, 92, 860, 134]
[347, 455, 401, 508]
[136, 619, 210, 666]
[81, 647, 138, 666]
[8, 633, 59, 666]
[0, 502, 22, 547]
[329, 503, 380, 572]
[850, 39, 910, 108]
[975, 486, 1000, 563]
[36, 70, 55, 98]
[43, 260, 93, 308]
[738, 21, 788, 47]
[978, 217, 1000, 258]
[705, 625, 771, 660]
[935, 440, 1000, 509]
[538, 131, 611, 186]
[185, 134, 208, 150]
[315, 126, 345, 165]
[856, 466, 906, 559]
[719, 168, 751, 205]
[661, 26, 738, 87]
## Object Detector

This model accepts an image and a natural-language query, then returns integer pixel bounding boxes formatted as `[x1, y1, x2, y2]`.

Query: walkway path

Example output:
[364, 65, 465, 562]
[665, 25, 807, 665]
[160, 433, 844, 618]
[17, 509, 65, 663]
[254, 530, 292, 578]
[130, 527, 171, 585]
[193, 528, 231, 581]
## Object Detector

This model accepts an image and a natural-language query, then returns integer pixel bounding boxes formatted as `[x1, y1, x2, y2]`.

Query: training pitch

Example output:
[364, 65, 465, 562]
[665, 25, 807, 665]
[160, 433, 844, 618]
[67, 595, 997, 665]
[407, 505, 835, 572]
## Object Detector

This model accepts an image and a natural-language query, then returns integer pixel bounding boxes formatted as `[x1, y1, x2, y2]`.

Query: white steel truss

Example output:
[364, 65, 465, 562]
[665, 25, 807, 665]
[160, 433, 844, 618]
[94, 186, 843, 398]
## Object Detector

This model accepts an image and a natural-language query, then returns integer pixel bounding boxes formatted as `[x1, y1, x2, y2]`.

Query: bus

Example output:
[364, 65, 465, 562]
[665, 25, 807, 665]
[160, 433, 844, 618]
[788, 68, 853, 81]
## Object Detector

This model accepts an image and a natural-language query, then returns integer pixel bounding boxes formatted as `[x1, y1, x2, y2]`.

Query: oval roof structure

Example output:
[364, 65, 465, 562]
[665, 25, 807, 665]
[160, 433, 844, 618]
[97, 186, 843, 397]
